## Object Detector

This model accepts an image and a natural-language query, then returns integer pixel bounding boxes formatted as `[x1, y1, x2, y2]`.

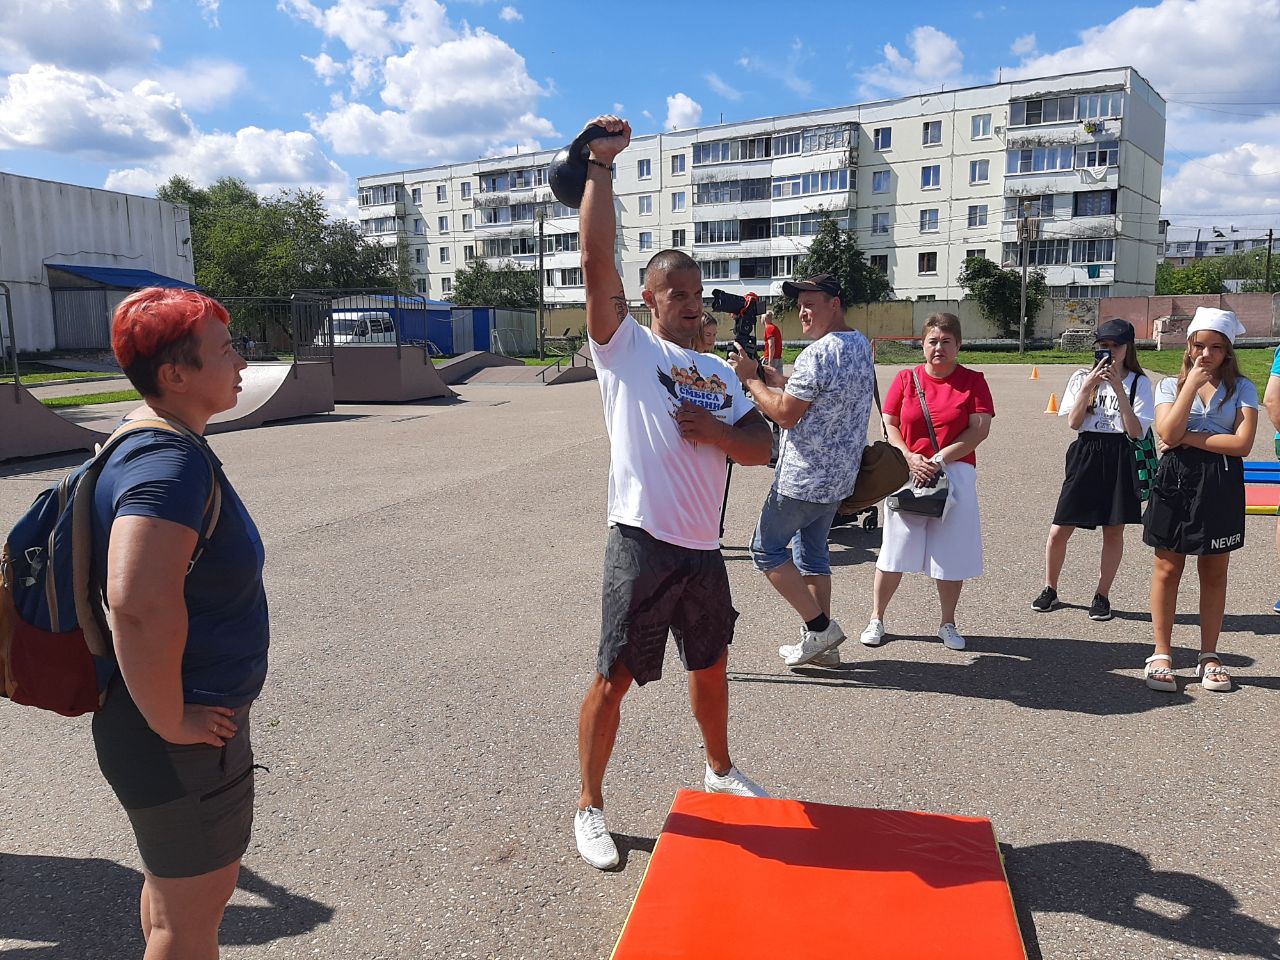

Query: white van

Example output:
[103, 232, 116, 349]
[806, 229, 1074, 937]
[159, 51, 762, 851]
[317, 310, 396, 345]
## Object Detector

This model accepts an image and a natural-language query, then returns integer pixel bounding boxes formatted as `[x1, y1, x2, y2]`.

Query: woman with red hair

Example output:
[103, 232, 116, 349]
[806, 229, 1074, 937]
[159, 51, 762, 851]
[93, 287, 267, 957]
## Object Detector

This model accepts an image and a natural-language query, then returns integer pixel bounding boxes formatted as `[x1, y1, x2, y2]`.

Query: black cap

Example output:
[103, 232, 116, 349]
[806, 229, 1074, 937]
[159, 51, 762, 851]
[782, 273, 842, 300]
[1093, 319, 1135, 345]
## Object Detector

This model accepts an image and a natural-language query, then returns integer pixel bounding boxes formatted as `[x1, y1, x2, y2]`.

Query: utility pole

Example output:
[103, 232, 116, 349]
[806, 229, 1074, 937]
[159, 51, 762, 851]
[537, 206, 546, 360]
[1017, 201, 1039, 354]
[1266, 228, 1274, 292]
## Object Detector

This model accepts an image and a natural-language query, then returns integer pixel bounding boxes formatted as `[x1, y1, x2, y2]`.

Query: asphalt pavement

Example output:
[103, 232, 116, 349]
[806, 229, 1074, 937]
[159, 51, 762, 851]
[1, 365, 1277, 960]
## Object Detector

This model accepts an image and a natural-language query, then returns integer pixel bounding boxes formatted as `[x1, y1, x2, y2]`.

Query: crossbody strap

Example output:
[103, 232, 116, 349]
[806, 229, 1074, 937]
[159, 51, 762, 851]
[910, 367, 942, 455]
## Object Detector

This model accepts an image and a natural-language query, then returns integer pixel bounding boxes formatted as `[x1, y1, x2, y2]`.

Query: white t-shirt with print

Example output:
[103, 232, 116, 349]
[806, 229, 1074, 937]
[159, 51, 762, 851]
[1059, 370, 1155, 434]
[589, 314, 756, 551]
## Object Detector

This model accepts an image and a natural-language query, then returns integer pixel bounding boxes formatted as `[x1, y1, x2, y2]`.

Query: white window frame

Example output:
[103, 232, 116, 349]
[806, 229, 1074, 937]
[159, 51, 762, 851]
[922, 120, 942, 146]
[639, 231, 653, 251]
[872, 170, 891, 194]
[671, 154, 686, 175]
[638, 158, 652, 180]
[919, 209, 939, 233]
[921, 165, 941, 190]
[411, 187, 422, 204]
[672, 191, 685, 212]
[638, 195, 653, 215]
[413, 218, 424, 236]
[439, 247, 450, 263]
[967, 204, 988, 228]
[436, 184, 448, 202]
[969, 159, 989, 185]
[671, 229, 686, 247]
[971, 114, 992, 139]
[873, 126, 892, 151]
[918, 252, 938, 275]
[438, 216, 449, 234]
[871, 212, 891, 235]
[460, 182, 472, 200]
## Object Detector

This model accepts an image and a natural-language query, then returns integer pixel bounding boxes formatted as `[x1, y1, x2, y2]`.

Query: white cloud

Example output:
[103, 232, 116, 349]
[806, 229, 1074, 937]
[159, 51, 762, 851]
[1161, 142, 1280, 216]
[641, 109, 654, 121]
[0, 0, 159, 72]
[133, 59, 248, 111]
[1010, 33, 1036, 56]
[705, 72, 742, 101]
[738, 38, 812, 97]
[665, 92, 701, 131]
[277, 0, 399, 58]
[304, 51, 347, 85]
[498, 5, 521, 21]
[858, 25, 968, 99]
[612, 102, 625, 113]
[197, 0, 220, 26]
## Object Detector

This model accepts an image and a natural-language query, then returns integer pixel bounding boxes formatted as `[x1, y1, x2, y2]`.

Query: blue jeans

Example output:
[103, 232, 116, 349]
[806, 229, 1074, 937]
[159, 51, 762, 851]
[750, 488, 840, 576]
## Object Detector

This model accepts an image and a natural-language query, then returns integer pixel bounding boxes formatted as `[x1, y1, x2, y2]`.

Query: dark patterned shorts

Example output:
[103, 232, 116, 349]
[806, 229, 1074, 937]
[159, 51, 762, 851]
[598, 524, 738, 685]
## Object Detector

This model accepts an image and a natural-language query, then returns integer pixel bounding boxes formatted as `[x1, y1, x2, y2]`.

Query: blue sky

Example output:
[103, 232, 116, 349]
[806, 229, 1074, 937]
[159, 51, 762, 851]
[1, 0, 1278, 226]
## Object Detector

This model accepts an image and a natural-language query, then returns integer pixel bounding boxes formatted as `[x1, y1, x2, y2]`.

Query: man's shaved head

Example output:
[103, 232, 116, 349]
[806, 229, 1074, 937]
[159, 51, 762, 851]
[644, 249, 700, 292]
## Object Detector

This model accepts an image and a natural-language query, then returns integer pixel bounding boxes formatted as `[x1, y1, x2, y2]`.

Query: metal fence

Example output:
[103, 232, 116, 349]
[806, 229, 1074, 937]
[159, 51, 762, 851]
[51, 288, 111, 349]
[489, 308, 539, 356]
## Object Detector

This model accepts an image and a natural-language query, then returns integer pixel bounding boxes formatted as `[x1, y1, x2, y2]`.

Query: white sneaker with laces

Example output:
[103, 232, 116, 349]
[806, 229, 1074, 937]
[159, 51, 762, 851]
[783, 620, 846, 667]
[778, 625, 840, 668]
[859, 618, 886, 647]
[704, 763, 769, 798]
[938, 623, 966, 651]
[574, 806, 619, 870]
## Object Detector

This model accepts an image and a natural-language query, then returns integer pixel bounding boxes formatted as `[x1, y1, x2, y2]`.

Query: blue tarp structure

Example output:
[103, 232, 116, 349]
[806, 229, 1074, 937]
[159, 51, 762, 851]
[48, 263, 199, 290]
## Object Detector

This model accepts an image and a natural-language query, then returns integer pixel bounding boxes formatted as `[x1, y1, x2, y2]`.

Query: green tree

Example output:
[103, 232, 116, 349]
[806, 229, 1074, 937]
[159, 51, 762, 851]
[956, 256, 1047, 339]
[449, 258, 539, 308]
[774, 212, 892, 311]
[1154, 259, 1224, 295]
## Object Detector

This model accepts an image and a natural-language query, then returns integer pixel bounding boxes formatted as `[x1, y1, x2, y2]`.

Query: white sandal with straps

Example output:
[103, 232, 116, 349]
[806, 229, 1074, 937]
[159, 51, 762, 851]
[1197, 653, 1232, 692]
[1144, 653, 1176, 692]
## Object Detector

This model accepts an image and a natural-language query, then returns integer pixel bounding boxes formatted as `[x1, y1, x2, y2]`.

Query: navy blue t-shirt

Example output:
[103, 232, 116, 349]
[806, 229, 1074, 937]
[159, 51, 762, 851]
[91, 430, 269, 707]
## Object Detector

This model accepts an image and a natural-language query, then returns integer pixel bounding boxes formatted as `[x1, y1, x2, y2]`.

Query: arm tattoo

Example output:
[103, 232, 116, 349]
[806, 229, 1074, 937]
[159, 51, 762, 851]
[611, 294, 627, 322]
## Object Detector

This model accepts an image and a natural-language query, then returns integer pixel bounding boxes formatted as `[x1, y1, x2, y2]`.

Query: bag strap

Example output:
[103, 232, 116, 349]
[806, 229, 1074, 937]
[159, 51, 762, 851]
[1127, 372, 1138, 406]
[871, 369, 889, 442]
[910, 367, 942, 455]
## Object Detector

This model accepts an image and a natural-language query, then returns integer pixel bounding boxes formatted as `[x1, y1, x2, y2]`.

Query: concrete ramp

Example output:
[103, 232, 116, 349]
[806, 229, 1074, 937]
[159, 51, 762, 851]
[457, 353, 596, 387]
[208, 361, 335, 434]
[332, 344, 456, 402]
[436, 351, 523, 385]
[1, 383, 106, 462]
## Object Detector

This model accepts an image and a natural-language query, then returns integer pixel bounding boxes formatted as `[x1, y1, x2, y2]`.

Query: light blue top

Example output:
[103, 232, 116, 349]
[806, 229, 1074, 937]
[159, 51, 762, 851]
[1153, 374, 1259, 436]
[1270, 346, 1280, 439]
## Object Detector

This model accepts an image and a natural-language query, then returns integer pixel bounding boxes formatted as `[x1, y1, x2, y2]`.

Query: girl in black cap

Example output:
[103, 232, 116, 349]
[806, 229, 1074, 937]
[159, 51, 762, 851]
[1032, 320, 1153, 621]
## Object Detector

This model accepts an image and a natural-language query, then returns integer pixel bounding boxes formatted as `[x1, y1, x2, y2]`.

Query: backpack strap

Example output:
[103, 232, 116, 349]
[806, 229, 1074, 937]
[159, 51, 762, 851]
[69, 419, 222, 659]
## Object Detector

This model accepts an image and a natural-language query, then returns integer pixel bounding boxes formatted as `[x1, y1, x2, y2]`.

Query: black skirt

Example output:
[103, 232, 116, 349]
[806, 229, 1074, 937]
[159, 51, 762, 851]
[1142, 447, 1245, 555]
[1053, 432, 1143, 528]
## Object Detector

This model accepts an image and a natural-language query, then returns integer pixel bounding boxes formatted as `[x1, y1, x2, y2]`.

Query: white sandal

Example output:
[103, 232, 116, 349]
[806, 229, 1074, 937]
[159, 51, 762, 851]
[1144, 653, 1176, 692]
[1196, 653, 1232, 692]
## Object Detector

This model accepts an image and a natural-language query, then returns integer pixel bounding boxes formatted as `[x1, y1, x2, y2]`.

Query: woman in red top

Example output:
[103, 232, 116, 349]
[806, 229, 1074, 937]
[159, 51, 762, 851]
[763, 312, 784, 374]
[860, 313, 995, 651]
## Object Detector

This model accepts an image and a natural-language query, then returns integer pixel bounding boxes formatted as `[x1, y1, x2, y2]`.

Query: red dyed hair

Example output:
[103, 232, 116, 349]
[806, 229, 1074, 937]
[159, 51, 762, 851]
[112, 288, 229, 396]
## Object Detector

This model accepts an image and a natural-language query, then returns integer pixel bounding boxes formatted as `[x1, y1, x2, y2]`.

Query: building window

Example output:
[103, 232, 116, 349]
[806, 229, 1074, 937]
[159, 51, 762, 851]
[772, 169, 850, 199]
[415, 279, 428, 293]
[464, 244, 475, 262]
[872, 170, 891, 194]
[1006, 146, 1074, 175]
[1002, 238, 1070, 266]
[413, 218, 424, 235]
[802, 124, 851, 153]
[672, 191, 686, 212]
[462, 213, 474, 231]
[510, 169, 534, 190]
[969, 159, 990, 184]
[971, 114, 992, 139]
[694, 220, 739, 244]
[1070, 238, 1115, 263]
[441, 277, 452, 295]
[772, 208, 849, 237]
[772, 254, 800, 277]
[871, 212, 891, 234]
[740, 257, 772, 279]
[461, 182, 472, 200]
[411, 187, 422, 204]
[671, 229, 686, 247]
[922, 120, 942, 146]
[965, 248, 987, 261]
[873, 127, 892, 150]
[695, 179, 769, 205]
[638, 158, 652, 179]
[638, 195, 653, 215]
[772, 132, 802, 156]
[918, 252, 938, 275]
[436, 184, 447, 202]
[700, 260, 732, 280]
[869, 254, 889, 274]
[546, 267, 583, 287]
[1074, 189, 1117, 217]
[967, 204, 988, 228]
[414, 248, 424, 264]
[438, 216, 449, 233]
[921, 165, 941, 189]
[693, 135, 773, 165]
[439, 247, 450, 263]
[1004, 194, 1056, 220]
[511, 202, 536, 222]
[639, 231, 653, 251]
[1076, 92, 1124, 120]
[1076, 141, 1119, 168]
[358, 183, 403, 205]
[919, 209, 939, 233]
[671, 154, 686, 175]
[1010, 96, 1077, 127]
[541, 232, 579, 254]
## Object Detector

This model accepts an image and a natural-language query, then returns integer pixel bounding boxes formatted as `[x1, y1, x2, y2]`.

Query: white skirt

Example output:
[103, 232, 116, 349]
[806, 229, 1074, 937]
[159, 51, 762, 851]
[877, 461, 983, 581]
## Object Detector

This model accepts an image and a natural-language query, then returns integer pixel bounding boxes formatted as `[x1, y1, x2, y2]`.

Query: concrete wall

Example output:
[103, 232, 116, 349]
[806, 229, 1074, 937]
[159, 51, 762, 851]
[0, 173, 193, 352]
[1097, 293, 1278, 339]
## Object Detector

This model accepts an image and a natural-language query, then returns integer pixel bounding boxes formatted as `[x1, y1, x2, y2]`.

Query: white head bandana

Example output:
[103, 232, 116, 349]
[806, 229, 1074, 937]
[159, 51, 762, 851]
[1186, 307, 1245, 344]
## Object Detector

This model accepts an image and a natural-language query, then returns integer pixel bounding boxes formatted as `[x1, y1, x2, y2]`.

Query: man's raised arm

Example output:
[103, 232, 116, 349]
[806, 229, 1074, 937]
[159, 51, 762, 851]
[579, 115, 632, 346]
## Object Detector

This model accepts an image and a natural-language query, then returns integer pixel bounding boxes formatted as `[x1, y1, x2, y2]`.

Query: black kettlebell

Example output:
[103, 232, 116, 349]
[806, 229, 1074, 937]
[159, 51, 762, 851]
[548, 124, 616, 209]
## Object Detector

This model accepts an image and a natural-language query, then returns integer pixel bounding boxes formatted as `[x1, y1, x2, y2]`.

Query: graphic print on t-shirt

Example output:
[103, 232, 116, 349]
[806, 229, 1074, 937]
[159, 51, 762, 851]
[657, 361, 733, 416]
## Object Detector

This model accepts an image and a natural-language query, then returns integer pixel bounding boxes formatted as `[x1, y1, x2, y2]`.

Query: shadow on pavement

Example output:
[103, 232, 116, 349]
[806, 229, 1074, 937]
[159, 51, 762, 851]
[612, 833, 657, 871]
[730, 633, 1266, 715]
[0, 854, 333, 958]
[1004, 840, 1280, 959]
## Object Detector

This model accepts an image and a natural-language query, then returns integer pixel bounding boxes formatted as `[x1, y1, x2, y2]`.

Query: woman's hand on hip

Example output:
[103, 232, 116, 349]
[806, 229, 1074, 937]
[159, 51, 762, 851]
[168, 703, 238, 746]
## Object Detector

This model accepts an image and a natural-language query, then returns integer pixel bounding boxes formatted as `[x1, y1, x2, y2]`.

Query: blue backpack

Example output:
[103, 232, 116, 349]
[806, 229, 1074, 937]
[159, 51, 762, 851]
[0, 419, 221, 716]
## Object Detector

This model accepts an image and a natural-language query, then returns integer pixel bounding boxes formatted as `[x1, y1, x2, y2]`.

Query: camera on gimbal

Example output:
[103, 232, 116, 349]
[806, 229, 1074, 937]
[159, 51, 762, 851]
[710, 289, 761, 360]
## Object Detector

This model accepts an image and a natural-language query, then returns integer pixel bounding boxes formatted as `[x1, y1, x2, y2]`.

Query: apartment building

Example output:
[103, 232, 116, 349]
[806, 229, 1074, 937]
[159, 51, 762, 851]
[356, 66, 1164, 306]
[1160, 223, 1279, 267]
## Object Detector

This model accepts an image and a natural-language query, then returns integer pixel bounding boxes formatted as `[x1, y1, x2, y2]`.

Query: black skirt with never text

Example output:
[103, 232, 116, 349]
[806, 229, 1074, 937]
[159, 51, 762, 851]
[1052, 431, 1143, 529]
[1142, 446, 1246, 555]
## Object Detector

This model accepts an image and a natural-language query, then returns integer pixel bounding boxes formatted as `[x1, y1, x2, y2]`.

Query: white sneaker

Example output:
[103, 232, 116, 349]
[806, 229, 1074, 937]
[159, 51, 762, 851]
[782, 620, 846, 667]
[574, 806, 619, 870]
[859, 618, 886, 647]
[938, 623, 966, 650]
[778, 638, 840, 668]
[704, 763, 769, 798]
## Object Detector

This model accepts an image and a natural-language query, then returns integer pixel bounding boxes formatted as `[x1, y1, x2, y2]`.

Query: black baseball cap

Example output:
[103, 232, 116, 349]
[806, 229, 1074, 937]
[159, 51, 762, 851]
[782, 273, 842, 299]
[1093, 319, 1135, 345]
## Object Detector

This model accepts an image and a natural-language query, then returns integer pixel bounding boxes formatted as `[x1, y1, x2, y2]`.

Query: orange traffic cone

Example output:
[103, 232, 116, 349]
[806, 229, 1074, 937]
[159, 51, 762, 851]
[1029, 366, 1040, 380]
[1044, 392, 1059, 414]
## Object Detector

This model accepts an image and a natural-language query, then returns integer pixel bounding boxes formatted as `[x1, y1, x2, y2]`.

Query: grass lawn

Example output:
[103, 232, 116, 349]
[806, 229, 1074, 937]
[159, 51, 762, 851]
[1, 370, 119, 384]
[42, 389, 140, 408]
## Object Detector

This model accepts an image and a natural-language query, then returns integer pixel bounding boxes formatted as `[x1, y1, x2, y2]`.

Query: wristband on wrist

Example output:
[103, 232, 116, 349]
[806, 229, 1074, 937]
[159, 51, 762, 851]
[587, 157, 611, 172]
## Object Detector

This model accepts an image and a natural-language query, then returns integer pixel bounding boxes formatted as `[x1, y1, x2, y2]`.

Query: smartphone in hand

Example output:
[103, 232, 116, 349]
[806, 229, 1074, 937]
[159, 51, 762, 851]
[1093, 348, 1112, 367]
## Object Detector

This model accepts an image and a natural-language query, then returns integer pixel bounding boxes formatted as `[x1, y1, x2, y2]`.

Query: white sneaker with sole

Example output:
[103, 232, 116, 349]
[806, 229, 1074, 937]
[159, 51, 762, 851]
[783, 620, 846, 667]
[778, 626, 840, 667]
[859, 618, 886, 647]
[575, 806, 619, 870]
[938, 623, 966, 650]
[704, 763, 769, 798]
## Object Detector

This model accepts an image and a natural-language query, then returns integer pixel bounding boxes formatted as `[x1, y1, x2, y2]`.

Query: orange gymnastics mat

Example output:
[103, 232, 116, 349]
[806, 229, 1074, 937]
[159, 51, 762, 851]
[611, 790, 1026, 960]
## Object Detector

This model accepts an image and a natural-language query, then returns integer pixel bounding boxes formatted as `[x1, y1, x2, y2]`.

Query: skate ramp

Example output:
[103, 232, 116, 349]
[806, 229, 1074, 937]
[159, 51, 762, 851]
[1, 384, 106, 462]
[208, 361, 335, 434]
[332, 345, 455, 402]
[436, 351, 522, 385]
[458, 351, 596, 386]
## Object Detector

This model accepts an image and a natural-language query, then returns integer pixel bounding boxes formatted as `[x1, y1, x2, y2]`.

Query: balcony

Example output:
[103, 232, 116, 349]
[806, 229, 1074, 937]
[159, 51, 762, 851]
[359, 200, 404, 218]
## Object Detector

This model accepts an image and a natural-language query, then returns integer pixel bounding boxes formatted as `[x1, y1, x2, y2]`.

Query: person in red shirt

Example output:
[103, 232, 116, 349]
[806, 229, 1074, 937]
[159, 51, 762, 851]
[763, 312, 784, 375]
[859, 312, 995, 651]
